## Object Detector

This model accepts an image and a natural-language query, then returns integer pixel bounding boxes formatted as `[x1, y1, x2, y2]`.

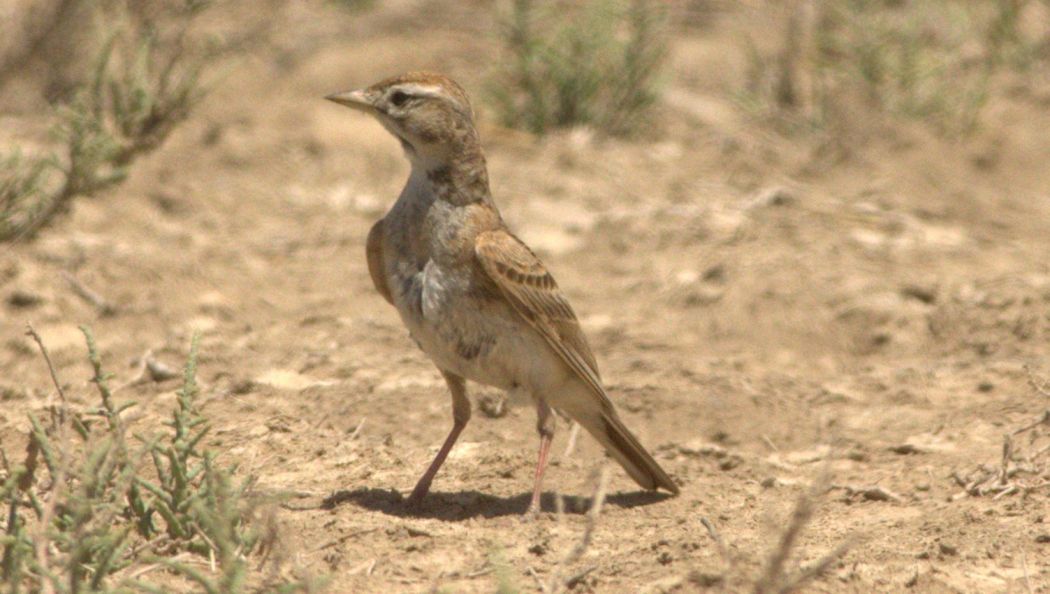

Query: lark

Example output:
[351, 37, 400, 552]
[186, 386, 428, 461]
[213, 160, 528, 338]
[327, 72, 679, 513]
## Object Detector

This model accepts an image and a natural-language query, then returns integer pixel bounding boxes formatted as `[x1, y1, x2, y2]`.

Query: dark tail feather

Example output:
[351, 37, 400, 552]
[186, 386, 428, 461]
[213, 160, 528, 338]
[577, 411, 680, 495]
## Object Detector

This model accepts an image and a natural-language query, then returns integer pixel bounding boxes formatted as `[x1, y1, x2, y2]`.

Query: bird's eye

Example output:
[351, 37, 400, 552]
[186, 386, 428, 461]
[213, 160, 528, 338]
[390, 90, 410, 107]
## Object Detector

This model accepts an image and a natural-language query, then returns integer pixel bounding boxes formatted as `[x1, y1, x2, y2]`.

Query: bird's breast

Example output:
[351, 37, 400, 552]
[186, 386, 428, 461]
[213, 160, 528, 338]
[386, 259, 528, 390]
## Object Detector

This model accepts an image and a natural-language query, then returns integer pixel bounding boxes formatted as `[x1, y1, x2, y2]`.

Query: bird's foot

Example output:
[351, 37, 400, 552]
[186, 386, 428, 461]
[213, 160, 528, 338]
[406, 484, 430, 509]
[522, 493, 543, 519]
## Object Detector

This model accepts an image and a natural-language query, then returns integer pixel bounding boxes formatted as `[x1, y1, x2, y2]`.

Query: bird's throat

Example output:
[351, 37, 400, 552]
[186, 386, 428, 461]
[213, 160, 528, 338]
[423, 161, 491, 207]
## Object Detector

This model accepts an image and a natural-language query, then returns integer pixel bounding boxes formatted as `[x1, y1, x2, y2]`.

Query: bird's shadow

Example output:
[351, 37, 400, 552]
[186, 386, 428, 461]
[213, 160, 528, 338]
[319, 487, 671, 521]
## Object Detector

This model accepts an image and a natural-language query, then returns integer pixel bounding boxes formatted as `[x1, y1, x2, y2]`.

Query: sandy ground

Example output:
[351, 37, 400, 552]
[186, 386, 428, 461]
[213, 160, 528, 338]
[2, 2, 1050, 592]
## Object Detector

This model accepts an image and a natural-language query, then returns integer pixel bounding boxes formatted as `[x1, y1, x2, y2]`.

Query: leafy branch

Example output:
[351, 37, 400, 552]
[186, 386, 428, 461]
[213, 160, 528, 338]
[0, 1, 215, 242]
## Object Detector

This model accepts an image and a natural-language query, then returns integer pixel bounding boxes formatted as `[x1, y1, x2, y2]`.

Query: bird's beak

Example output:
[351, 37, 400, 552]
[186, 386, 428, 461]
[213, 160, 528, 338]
[325, 89, 374, 112]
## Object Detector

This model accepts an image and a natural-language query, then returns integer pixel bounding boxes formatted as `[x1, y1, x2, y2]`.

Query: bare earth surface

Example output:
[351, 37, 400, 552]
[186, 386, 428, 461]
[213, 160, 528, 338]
[3, 2, 1050, 592]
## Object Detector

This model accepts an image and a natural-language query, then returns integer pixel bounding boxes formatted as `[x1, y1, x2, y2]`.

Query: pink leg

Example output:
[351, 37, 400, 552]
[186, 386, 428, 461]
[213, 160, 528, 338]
[408, 371, 470, 505]
[527, 401, 556, 515]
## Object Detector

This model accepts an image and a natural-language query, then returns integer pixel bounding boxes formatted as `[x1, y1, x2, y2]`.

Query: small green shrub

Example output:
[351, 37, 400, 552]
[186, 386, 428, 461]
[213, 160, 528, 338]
[0, 152, 56, 241]
[327, 0, 377, 12]
[740, 0, 1048, 136]
[1, 328, 317, 593]
[0, 1, 214, 242]
[487, 0, 669, 136]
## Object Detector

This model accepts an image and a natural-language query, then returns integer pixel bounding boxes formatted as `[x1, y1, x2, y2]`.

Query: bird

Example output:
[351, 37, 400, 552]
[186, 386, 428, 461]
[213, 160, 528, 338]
[326, 72, 679, 514]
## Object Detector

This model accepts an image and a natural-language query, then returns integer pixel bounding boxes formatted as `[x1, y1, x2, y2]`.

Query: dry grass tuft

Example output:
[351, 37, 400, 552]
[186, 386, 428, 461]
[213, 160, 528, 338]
[950, 409, 1050, 501]
[697, 474, 853, 594]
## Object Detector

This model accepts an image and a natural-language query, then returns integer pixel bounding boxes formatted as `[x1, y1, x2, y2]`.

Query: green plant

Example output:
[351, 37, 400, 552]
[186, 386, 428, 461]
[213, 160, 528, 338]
[1, 326, 141, 593]
[134, 334, 215, 548]
[487, 0, 668, 136]
[1, 327, 317, 593]
[327, 0, 376, 12]
[0, 1, 214, 242]
[985, 0, 1036, 69]
[0, 153, 56, 241]
[740, 0, 1046, 137]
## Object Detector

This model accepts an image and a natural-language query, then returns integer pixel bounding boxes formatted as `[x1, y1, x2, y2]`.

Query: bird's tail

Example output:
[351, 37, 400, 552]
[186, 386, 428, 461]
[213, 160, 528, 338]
[574, 409, 680, 495]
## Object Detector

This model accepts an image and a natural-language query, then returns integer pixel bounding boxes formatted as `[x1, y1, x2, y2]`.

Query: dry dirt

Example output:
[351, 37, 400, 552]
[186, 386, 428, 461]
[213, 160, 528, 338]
[2, 2, 1050, 592]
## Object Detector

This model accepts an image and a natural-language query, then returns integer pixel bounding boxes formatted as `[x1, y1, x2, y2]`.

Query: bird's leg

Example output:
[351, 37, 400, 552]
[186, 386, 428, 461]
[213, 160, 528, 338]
[527, 400, 556, 515]
[408, 371, 470, 506]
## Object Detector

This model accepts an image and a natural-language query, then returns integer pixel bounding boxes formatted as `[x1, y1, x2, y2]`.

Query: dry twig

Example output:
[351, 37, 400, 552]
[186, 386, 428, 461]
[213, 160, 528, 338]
[527, 565, 551, 594]
[24, 323, 68, 423]
[831, 484, 903, 503]
[1021, 550, 1033, 594]
[1025, 365, 1050, 398]
[348, 418, 367, 441]
[952, 412, 1050, 500]
[565, 466, 609, 564]
[562, 422, 581, 458]
[24, 322, 75, 594]
[754, 491, 814, 593]
[701, 516, 731, 569]
[1013, 410, 1050, 435]
[61, 271, 116, 316]
[547, 465, 609, 594]
[777, 539, 853, 594]
[699, 480, 851, 594]
[753, 475, 851, 594]
[565, 565, 597, 589]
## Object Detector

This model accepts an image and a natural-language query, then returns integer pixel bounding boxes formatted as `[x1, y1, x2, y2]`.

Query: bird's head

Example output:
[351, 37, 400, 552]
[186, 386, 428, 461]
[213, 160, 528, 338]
[326, 72, 478, 169]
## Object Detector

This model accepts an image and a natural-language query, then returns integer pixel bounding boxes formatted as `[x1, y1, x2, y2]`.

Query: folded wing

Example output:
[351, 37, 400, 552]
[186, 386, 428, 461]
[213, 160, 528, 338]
[475, 229, 679, 494]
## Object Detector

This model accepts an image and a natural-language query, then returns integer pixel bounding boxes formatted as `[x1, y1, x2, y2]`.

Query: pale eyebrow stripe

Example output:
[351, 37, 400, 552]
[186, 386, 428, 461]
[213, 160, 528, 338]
[392, 83, 471, 118]
[396, 84, 445, 98]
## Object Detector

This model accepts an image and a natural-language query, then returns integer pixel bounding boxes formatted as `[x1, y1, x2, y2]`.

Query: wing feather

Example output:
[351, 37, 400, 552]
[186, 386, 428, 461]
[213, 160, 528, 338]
[476, 229, 680, 495]
[475, 230, 611, 410]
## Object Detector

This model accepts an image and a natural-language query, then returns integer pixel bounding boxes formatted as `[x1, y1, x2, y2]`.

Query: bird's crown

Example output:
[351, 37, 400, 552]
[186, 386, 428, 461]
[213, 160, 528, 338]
[366, 71, 474, 120]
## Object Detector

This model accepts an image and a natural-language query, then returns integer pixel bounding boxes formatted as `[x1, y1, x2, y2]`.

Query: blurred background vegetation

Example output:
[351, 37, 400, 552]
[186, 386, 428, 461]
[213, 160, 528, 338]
[738, 0, 1050, 136]
[0, 0, 217, 243]
[3, 0, 1049, 242]
[486, 0, 668, 136]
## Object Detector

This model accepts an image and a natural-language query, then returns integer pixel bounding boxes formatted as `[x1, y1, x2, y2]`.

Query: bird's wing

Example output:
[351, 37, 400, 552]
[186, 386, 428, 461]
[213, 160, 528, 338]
[475, 229, 611, 410]
[366, 218, 394, 305]
[477, 229, 680, 495]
